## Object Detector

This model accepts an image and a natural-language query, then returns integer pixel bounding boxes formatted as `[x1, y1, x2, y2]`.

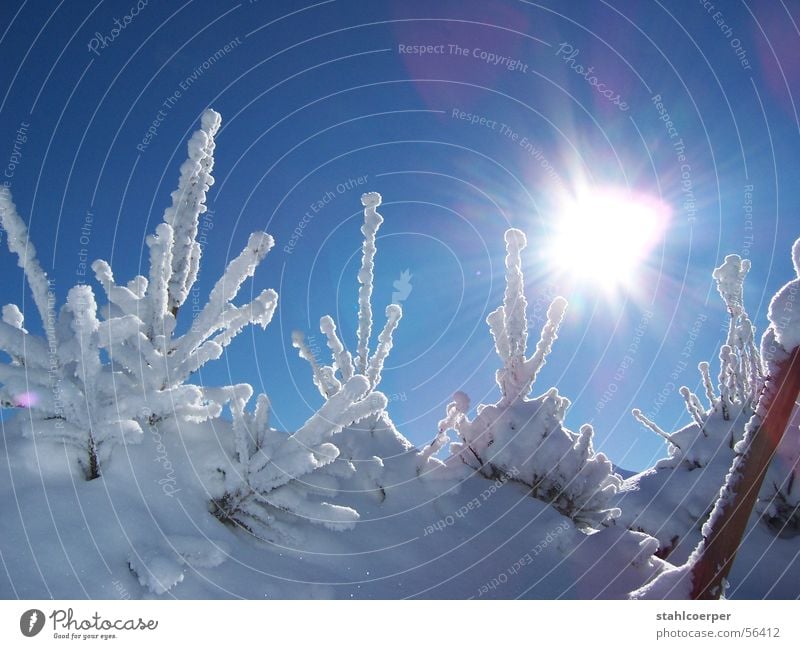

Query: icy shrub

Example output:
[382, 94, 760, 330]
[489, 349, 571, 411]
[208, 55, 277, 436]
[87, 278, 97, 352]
[630, 236, 800, 599]
[618, 250, 800, 555]
[438, 228, 622, 528]
[292, 192, 402, 400]
[0, 110, 277, 478]
[211, 192, 402, 542]
[210, 378, 386, 543]
[618, 254, 762, 555]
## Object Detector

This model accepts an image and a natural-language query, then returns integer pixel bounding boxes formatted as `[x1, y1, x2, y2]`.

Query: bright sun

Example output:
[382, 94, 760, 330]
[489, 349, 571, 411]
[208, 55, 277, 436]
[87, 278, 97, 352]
[547, 187, 668, 289]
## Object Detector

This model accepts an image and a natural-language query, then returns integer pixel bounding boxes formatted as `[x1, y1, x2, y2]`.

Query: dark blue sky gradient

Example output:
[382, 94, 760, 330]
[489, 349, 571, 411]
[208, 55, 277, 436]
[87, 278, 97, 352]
[1, 1, 798, 471]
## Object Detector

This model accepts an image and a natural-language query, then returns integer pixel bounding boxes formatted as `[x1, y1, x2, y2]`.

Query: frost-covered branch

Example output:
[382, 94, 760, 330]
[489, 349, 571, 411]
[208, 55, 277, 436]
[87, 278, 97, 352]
[0, 187, 56, 351]
[89, 113, 278, 426]
[356, 192, 383, 374]
[165, 109, 221, 316]
[295, 192, 401, 402]
[490, 229, 568, 403]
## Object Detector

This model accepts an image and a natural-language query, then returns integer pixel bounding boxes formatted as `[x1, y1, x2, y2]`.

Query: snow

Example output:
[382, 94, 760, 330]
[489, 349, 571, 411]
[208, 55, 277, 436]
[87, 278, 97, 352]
[629, 562, 693, 600]
[2, 111, 799, 600]
[768, 277, 800, 352]
[0, 411, 668, 598]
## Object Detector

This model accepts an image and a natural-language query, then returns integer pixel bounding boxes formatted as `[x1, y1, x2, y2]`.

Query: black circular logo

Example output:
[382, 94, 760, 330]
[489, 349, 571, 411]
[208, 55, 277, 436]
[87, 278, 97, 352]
[20, 609, 45, 637]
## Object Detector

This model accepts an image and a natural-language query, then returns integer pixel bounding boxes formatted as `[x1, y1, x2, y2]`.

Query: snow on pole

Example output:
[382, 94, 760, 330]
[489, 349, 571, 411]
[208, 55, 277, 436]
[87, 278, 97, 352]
[320, 315, 354, 382]
[165, 109, 221, 315]
[0, 188, 56, 351]
[355, 192, 383, 374]
[366, 304, 402, 390]
[688, 345, 800, 598]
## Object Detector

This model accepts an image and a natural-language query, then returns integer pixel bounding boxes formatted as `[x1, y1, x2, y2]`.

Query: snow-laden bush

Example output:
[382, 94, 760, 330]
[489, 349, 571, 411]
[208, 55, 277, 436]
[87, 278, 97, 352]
[0, 191, 145, 478]
[211, 192, 401, 542]
[438, 228, 622, 528]
[91, 109, 277, 424]
[0, 110, 277, 478]
[615, 252, 799, 555]
[210, 378, 387, 543]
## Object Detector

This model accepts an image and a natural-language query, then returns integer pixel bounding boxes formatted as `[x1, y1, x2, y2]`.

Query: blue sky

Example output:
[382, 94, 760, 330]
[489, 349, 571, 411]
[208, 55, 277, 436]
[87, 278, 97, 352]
[1, 0, 798, 471]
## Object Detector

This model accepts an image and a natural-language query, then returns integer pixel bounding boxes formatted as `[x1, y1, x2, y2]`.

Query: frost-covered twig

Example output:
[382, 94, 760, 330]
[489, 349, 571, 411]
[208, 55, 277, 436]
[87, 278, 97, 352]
[491, 229, 568, 403]
[295, 192, 401, 401]
[165, 109, 221, 316]
[0, 187, 56, 351]
[356, 192, 383, 374]
[632, 408, 678, 448]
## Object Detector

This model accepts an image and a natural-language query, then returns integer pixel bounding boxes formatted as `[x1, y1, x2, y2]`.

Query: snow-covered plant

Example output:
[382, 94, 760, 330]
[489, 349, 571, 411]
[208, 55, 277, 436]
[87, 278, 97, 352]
[0, 191, 144, 478]
[0, 188, 142, 480]
[211, 192, 401, 542]
[630, 254, 763, 469]
[292, 192, 402, 400]
[91, 109, 277, 427]
[616, 252, 793, 556]
[210, 378, 387, 542]
[632, 237, 800, 599]
[439, 228, 622, 528]
[0, 110, 277, 478]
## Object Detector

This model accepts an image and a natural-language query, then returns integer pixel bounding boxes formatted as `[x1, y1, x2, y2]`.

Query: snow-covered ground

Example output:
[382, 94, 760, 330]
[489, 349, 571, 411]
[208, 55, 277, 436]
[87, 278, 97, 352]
[0, 410, 665, 599]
